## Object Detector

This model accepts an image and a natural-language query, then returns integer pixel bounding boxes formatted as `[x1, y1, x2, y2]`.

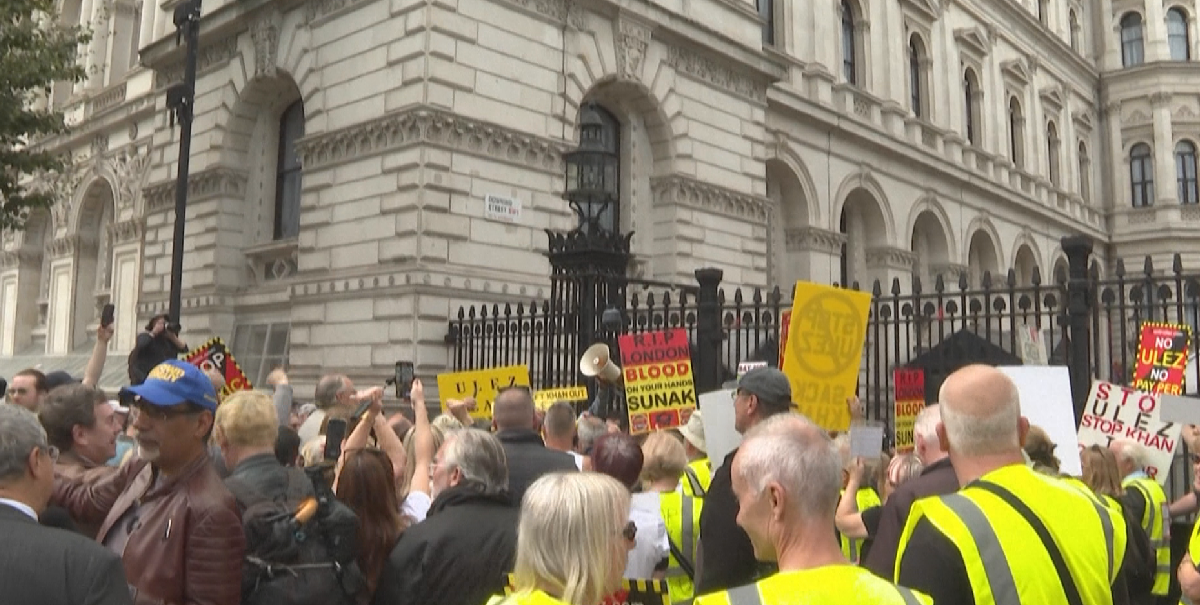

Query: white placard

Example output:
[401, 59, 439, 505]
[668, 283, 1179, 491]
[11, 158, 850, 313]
[700, 388, 741, 470]
[997, 366, 1082, 477]
[1159, 394, 1200, 425]
[737, 361, 767, 377]
[850, 425, 884, 459]
[1016, 325, 1049, 366]
[1077, 380, 1182, 484]
[484, 194, 522, 223]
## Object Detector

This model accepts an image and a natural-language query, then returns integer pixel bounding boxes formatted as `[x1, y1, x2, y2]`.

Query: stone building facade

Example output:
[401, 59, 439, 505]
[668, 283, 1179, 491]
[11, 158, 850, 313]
[2, 0, 1196, 389]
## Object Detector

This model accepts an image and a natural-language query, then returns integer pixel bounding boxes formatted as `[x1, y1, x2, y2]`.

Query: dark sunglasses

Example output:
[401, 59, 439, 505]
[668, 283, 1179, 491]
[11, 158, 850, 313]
[132, 400, 202, 421]
[621, 520, 637, 542]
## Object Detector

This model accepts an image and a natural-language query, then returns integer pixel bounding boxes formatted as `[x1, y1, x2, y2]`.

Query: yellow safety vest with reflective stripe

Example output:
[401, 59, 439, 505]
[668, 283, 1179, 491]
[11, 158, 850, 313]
[486, 589, 570, 605]
[682, 458, 711, 498]
[896, 464, 1126, 605]
[1124, 476, 1170, 596]
[1182, 516, 1200, 605]
[692, 565, 932, 605]
[838, 487, 880, 563]
[661, 489, 702, 605]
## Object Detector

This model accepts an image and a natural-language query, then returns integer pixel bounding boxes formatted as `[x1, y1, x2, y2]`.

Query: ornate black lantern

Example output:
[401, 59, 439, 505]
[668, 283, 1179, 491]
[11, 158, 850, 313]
[563, 102, 619, 234]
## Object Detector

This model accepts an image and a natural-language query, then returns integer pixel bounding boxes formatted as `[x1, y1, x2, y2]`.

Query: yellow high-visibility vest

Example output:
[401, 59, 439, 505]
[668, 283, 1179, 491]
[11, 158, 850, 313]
[896, 464, 1126, 605]
[1123, 476, 1170, 596]
[693, 565, 932, 605]
[486, 589, 569, 605]
[661, 488, 702, 605]
[838, 486, 880, 563]
[682, 458, 711, 498]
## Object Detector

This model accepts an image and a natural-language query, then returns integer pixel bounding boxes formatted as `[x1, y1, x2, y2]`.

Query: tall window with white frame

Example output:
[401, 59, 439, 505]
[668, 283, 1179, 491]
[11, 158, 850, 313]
[1038, 0, 1050, 25]
[841, 0, 859, 85]
[909, 35, 927, 118]
[1130, 143, 1155, 207]
[1078, 141, 1091, 201]
[1009, 97, 1025, 168]
[963, 68, 982, 146]
[1069, 9, 1081, 52]
[275, 100, 304, 240]
[1177, 140, 1198, 204]
[1121, 13, 1145, 66]
[757, 0, 774, 46]
[1047, 122, 1061, 186]
[1168, 8, 1191, 61]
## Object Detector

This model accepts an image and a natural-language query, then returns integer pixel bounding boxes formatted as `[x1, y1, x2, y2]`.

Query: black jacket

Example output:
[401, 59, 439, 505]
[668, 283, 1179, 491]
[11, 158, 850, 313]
[128, 332, 186, 385]
[863, 456, 959, 579]
[372, 484, 519, 605]
[496, 429, 578, 507]
[0, 502, 133, 605]
[696, 448, 775, 594]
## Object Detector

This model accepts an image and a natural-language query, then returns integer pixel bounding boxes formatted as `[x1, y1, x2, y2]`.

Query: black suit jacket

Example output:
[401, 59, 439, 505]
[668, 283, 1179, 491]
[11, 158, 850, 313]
[0, 502, 132, 605]
[495, 429, 578, 507]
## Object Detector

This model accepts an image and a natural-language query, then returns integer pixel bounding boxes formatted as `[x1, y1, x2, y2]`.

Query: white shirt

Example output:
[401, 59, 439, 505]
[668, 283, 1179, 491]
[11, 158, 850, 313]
[403, 491, 432, 523]
[569, 451, 585, 471]
[0, 497, 38, 521]
[625, 491, 669, 579]
[297, 409, 328, 446]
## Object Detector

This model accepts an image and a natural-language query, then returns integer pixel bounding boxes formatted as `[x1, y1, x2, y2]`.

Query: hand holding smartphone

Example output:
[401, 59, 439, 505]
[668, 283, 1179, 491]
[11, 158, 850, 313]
[100, 304, 115, 328]
[395, 361, 414, 399]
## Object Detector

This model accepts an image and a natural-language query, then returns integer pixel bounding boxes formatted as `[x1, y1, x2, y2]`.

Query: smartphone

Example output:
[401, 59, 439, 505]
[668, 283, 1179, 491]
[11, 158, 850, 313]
[100, 304, 115, 328]
[395, 361, 415, 399]
[324, 418, 347, 462]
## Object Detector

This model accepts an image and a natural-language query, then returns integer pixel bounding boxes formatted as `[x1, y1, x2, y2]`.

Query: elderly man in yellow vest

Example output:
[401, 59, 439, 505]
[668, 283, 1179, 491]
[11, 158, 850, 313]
[1109, 437, 1170, 600]
[895, 364, 1129, 605]
[694, 413, 931, 605]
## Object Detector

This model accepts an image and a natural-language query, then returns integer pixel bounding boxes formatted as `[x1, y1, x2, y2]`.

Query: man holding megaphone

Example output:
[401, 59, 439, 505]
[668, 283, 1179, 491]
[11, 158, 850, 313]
[580, 342, 627, 430]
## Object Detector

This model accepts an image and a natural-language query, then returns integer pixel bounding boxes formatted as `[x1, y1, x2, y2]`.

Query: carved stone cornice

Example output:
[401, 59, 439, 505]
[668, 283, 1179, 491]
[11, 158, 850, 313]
[251, 12, 281, 79]
[0, 249, 39, 269]
[296, 106, 569, 173]
[108, 146, 152, 211]
[108, 218, 145, 244]
[615, 14, 653, 82]
[650, 175, 770, 222]
[931, 262, 969, 280]
[47, 235, 80, 258]
[785, 226, 845, 255]
[34, 167, 87, 231]
[664, 45, 767, 103]
[155, 34, 240, 88]
[143, 168, 249, 211]
[866, 246, 917, 270]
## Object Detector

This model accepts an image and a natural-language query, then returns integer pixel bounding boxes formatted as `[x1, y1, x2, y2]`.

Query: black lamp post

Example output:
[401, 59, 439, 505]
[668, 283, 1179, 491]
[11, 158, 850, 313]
[164, 0, 201, 332]
[563, 102, 619, 235]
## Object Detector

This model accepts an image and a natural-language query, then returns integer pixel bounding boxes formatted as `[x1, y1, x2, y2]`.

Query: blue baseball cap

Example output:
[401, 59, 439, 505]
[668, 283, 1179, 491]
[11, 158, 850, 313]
[119, 359, 219, 413]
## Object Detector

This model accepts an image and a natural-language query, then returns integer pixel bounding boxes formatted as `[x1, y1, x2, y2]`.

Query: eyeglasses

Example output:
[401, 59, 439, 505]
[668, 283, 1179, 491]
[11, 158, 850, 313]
[39, 445, 59, 462]
[132, 400, 201, 421]
[621, 520, 637, 542]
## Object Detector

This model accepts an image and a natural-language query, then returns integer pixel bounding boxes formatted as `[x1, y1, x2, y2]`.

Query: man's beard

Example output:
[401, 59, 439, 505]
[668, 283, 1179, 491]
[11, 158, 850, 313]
[136, 443, 160, 462]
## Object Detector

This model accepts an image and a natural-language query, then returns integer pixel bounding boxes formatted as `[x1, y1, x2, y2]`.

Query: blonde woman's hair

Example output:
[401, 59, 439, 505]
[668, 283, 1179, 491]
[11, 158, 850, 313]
[1080, 444, 1123, 500]
[640, 432, 687, 485]
[214, 390, 279, 448]
[400, 422, 447, 496]
[512, 472, 630, 605]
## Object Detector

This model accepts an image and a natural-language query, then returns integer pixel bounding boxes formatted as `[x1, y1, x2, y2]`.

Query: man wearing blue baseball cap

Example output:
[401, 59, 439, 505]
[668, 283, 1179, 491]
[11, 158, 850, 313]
[52, 359, 244, 605]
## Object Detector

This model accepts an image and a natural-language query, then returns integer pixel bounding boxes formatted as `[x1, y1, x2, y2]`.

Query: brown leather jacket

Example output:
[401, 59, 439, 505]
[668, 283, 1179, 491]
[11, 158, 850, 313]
[54, 453, 245, 605]
[55, 449, 118, 539]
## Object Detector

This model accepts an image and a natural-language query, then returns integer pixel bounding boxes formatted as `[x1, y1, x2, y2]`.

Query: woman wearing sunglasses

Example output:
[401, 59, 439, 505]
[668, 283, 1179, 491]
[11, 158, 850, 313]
[490, 472, 634, 605]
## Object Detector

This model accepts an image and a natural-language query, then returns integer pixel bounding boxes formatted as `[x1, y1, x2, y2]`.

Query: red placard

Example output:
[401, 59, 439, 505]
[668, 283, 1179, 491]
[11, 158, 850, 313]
[893, 368, 926, 453]
[185, 337, 252, 403]
[617, 328, 696, 434]
[1132, 322, 1191, 395]
[778, 309, 792, 369]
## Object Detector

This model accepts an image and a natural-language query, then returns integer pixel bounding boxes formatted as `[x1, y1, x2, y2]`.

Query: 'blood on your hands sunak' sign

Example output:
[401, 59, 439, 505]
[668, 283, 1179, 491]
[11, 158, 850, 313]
[618, 328, 697, 435]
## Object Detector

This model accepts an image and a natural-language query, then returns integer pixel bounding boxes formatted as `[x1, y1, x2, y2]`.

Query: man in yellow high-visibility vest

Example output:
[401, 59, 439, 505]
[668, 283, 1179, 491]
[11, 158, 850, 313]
[1110, 438, 1170, 601]
[693, 413, 931, 605]
[679, 411, 710, 498]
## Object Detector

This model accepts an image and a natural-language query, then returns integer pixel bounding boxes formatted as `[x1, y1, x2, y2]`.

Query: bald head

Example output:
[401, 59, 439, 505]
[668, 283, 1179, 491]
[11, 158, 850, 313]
[492, 387, 536, 431]
[938, 365, 1024, 457]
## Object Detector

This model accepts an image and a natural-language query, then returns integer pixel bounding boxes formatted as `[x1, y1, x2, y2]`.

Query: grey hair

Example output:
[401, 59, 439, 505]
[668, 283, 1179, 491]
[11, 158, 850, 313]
[939, 381, 1021, 457]
[444, 429, 509, 494]
[0, 405, 49, 483]
[736, 413, 841, 519]
[314, 374, 347, 409]
[576, 417, 606, 454]
[1112, 438, 1151, 469]
[913, 404, 941, 446]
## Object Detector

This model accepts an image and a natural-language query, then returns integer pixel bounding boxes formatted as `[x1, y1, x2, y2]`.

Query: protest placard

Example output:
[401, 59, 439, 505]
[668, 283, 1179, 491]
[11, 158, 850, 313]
[618, 328, 697, 435]
[780, 282, 872, 431]
[436, 365, 530, 420]
[737, 361, 768, 377]
[1133, 321, 1192, 395]
[185, 337, 252, 401]
[893, 368, 925, 453]
[778, 309, 792, 369]
[533, 386, 589, 410]
[1077, 380, 1182, 484]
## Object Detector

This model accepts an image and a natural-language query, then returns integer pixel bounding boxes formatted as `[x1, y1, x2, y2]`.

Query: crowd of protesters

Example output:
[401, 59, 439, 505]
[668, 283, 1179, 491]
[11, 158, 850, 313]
[4, 321, 1200, 605]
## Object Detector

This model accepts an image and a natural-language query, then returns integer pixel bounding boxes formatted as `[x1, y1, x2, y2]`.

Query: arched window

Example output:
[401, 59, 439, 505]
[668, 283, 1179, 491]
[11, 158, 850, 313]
[1047, 121, 1061, 186]
[964, 68, 982, 146]
[909, 35, 927, 118]
[1130, 143, 1155, 207]
[275, 100, 305, 240]
[841, 0, 859, 85]
[1070, 9, 1081, 52]
[1079, 144, 1093, 200]
[1009, 97, 1025, 167]
[1169, 8, 1191, 60]
[1121, 13, 1145, 66]
[1177, 140, 1198, 204]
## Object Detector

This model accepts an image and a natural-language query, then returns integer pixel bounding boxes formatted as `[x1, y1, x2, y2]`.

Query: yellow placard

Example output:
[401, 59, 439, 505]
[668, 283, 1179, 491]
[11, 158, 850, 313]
[436, 365, 530, 420]
[533, 386, 589, 410]
[781, 282, 872, 432]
